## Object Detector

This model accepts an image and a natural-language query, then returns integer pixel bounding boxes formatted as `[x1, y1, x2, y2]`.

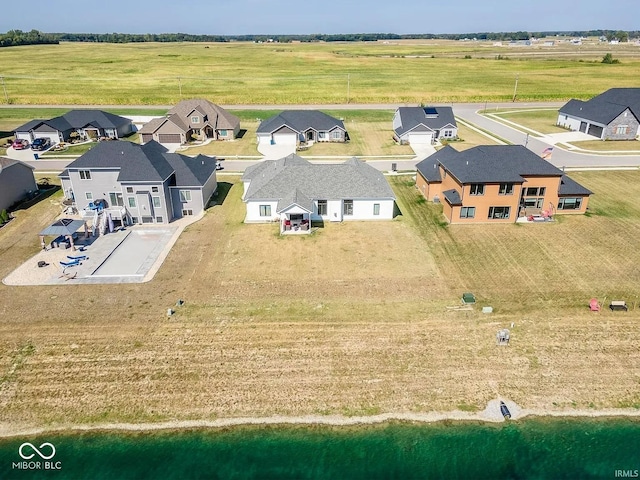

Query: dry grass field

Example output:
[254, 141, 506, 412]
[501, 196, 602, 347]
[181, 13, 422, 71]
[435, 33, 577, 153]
[1, 171, 640, 431]
[0, 40, 639, 105]
[487, 109, 568, 134]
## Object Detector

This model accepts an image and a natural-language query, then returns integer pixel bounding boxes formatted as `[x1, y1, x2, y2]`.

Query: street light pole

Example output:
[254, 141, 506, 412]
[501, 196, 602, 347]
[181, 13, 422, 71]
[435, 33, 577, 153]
[347, 74, 350, 104]
[512, 74, 519, 102]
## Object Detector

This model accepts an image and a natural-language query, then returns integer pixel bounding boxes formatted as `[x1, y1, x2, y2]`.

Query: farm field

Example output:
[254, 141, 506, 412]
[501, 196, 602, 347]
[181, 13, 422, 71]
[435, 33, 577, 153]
[0, 40, 639, 105]
[486, 109, 568, 134]
[1, 171, 639, 431]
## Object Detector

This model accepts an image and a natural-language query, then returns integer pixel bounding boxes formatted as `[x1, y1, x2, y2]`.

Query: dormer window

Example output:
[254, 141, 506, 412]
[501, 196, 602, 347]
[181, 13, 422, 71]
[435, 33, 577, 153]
[191, 116, 200, 124]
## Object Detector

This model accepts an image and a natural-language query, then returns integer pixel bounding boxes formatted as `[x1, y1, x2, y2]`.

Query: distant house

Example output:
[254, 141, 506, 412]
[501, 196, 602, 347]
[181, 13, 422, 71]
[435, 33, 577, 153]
[0, 157, 37, 212]
[242, 154, 395, 233]
[14, 110, 134, 145]
[415, 145, 592, 224]
[557, 88, 640, 140]
[392, 107, 458, 145]
[139, 98, 240, 147]
[256, 111, 349, 147]
[59, 141, 217, 225]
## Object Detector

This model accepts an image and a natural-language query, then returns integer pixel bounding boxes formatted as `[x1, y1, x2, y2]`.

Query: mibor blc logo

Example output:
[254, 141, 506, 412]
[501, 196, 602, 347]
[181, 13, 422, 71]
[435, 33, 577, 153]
[12, 442, 62, 470]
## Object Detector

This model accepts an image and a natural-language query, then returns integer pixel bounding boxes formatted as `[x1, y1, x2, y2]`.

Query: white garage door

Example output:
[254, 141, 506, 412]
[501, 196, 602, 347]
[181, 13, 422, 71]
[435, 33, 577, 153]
[272, 133, 297, 145]
[408, 133, 433, 145]
[34, 132, 61, 144]
[15, 132, 33, 142]
[257, 135, 273, 146]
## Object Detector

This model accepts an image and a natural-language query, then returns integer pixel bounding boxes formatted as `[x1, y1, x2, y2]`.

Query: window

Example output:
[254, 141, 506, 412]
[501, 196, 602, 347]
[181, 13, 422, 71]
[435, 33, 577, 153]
[152, 196, 161, 208]
[343, 200, 354, 216]
[152, 186, 159, 193]
[373, 203, 380, 216]
[616, 125, 629, 135]
[331, 130, 341, 140]
[488, 206, 511, 219]
[79, 170, 91, 180]
[156, 216, 163, 223]
[126, 186, 133, 193]
[219, 129, 227, 137]
[142, 216, 153, 224]
[523, 197, 544, 209]
[317, 200, 327, 216]
[460, 206, 476, 218]
[85, 192, 93, 200]
[191, 116, 200, 124]
[318, 132, 327, 140]
[558, 197, 582, 210]
[182, 209, 193, 216]
[499, 183, 514, 195]
[259, 205, 271, 217]
[179, 190, 191, 202]
[469, 184, 485, 196]
[525, 187, 545, 197]
[443, 130, 453, 138]
[109, 192, 124, 207]
[128, 197, 136, 208]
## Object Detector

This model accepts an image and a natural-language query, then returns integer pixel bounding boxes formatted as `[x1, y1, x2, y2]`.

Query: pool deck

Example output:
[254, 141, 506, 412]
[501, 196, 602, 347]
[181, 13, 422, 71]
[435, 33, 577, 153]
[2, 213, 201, 286]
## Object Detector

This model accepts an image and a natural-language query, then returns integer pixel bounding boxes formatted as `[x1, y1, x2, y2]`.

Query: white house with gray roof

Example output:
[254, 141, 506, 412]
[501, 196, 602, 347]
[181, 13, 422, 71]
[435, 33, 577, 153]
[59, 141, 217, 226]
[557, 88, 640, 140]
[256, 111, 349, 147]
[393, 106, 458, 145]
[242, 155, 395, 233]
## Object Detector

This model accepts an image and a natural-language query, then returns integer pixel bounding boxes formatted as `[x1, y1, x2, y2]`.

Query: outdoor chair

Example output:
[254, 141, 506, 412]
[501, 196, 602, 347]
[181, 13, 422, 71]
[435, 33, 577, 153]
[60, 259, 81, 267]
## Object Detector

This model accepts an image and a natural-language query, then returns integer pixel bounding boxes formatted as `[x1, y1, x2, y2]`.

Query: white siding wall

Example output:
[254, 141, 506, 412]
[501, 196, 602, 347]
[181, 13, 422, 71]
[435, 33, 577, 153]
[245, 200, 279, 222]
[349, 199, 394, 220]
[327, 199, 343, 222]
[557, 114, 583, 131]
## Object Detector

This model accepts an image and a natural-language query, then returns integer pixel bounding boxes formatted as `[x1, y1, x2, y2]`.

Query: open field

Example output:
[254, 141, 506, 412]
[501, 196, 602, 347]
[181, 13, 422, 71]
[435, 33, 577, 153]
[1, 170, 640, 431]
[0, 40, 639, 105]
[567, 140, 640, 152]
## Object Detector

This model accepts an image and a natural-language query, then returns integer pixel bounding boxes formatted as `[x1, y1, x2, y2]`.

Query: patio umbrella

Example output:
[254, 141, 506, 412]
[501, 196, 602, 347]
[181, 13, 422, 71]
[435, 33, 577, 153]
[39, 218, 86, 237]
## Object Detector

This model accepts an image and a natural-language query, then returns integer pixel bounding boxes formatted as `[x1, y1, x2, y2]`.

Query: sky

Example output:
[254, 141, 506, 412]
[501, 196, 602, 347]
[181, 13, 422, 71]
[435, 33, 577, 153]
[1, 0, 637, 35]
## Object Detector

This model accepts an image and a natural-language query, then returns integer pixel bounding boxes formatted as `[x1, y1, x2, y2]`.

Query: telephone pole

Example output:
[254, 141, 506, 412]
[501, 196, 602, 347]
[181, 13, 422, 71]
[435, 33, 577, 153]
[512, 74, 519, 102]
[346, 74, 350, 104]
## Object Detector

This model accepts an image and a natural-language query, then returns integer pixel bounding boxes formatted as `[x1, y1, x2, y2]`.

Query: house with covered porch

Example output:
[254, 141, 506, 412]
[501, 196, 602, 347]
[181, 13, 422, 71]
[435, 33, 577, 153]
[256, 110, 349, 148]
[241, 154, 395, 234]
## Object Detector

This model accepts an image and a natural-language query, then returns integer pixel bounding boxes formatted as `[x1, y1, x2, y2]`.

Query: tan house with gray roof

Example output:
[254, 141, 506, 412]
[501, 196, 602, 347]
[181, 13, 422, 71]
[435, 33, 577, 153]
[139, 99, 240, 147]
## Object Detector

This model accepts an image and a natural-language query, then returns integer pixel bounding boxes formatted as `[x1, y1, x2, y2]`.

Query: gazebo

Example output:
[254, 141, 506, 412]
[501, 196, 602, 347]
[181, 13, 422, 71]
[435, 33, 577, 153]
[39, 218, 87, 251]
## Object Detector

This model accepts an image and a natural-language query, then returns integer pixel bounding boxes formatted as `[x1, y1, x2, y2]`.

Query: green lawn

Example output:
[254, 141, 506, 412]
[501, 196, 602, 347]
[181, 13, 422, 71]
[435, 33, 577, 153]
[567, 139, 640, 152]
[488, 109, 568, 134]
[0, 41, 638, 104]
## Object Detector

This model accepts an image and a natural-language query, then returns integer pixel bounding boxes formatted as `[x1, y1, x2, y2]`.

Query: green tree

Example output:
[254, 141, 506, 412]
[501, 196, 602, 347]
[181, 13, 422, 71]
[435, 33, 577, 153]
[0, 209, 9, 224]
[601, 53, 620, 64]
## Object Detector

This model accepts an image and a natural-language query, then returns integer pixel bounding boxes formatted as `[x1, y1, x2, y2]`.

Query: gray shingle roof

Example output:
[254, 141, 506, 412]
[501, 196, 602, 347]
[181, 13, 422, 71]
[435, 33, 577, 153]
[442, 189, 462, 206]
[15, 110, 131, 133]
[394, 107, 457, 136]
[167, 98, 240, 131]
[256, 110, 346, 134]
[423, 145, 563, 184]
[64, 140, 215, 187]
[559, 174, 592, 196]
[243, 154, 395, 203]
[276, 188, 314, 213]
[559, 88, 640, 125]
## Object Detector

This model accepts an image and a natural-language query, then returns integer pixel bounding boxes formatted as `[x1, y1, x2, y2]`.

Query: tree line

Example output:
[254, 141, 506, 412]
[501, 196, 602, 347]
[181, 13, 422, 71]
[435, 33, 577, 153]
[1, 29, 638, 47]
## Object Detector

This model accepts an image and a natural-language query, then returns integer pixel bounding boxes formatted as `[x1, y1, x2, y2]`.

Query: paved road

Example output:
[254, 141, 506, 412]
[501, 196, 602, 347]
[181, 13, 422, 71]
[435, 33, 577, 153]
[10, 102, 640, 173]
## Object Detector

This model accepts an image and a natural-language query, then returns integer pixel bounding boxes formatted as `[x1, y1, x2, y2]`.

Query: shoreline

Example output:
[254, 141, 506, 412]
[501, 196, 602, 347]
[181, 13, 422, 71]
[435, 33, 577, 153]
[2, 401, 640, 439]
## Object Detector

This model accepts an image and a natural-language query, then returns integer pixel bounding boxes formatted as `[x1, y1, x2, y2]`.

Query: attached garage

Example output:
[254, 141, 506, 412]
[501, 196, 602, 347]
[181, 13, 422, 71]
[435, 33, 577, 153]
[271, 126, 298, 145]
[587, 124, 604, 138]
[140, 133, 154, 144]
[408, 132, 434, 145]
[158, 133, 182, 144]
[15, 132, 33, 142]
[32, 131, 61, 145]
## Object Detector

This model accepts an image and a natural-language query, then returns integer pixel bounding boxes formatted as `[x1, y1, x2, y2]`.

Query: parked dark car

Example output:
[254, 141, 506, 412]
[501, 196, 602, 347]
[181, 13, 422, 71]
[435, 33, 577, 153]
[12, 139, 29, 150]
[31, 138, 52, 151]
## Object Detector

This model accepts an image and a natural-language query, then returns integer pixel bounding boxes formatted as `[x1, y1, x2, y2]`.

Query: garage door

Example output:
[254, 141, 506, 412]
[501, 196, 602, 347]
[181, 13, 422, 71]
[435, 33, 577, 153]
[408, 133, 433, 145]
[587, 124, 603, 138]
[140, 133, 154, 144]
[272, 133, 297, 145]
[158, 134, 182, 144]
[34, 132, 61, 144]
[15, 132, 32, 142]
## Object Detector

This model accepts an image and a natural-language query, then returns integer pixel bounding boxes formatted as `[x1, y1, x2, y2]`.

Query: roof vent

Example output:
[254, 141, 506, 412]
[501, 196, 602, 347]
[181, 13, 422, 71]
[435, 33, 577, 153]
[121, 151, 124, 155]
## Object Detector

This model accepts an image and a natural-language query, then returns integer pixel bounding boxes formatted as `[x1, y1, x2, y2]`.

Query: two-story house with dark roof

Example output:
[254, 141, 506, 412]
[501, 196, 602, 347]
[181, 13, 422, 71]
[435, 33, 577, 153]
[59, 141, 218, 225]
[557, 88, 640, 140]
[415, 145, 592, 224]
[256, 110, 349, 147]
[14, 110, 134, 145]
[139, 98, 240, 147]
[393, 106, 458, 145]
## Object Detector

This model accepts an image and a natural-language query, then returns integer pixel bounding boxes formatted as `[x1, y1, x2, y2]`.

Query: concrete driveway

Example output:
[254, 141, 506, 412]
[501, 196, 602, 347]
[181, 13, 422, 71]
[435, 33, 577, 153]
[5, 145, 42, 162]
[257, 143, 296, 159]
[409, 143, 437, 160]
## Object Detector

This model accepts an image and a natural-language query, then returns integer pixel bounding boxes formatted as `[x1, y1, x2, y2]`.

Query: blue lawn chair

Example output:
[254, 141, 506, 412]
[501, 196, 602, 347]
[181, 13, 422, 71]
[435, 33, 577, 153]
[60, 259, 81, 267]
[67, 255, 88, 261]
